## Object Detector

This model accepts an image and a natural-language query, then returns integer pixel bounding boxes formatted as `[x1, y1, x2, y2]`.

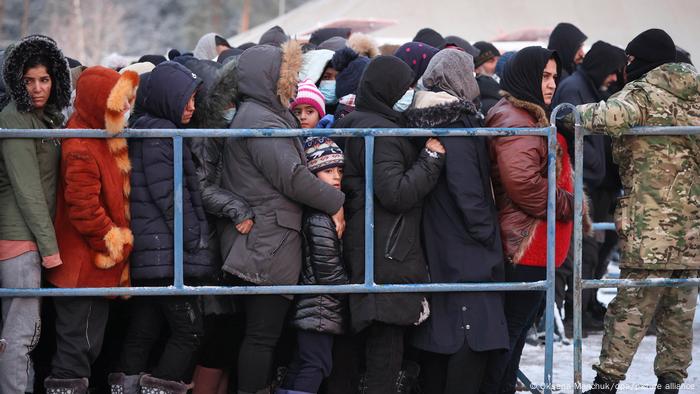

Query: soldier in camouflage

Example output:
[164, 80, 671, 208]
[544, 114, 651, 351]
[578, 29, 699, 394]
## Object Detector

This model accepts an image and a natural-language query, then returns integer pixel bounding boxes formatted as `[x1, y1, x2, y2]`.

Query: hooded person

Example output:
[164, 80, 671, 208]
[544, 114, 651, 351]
[393, 42, 440, 86]
[138, 54, 167, 65]
[551, 41, 626, 334]
[0, 34, 71, 394]
[547, 22, 587, 80]
[217, 47, 243, 64]
[576, 29, 700, 394]
[41, 66, 138, 393]
[194, 32, 231, 60]
[259, 25, 288, 47]
[347, 33, 380, 58]
[474, 41, 502, 115]
[113, 61, 212, 393]
[335, 55, 445, 393]
[484, 46, 583, 393]
[219, 41, 345, 394]
[404, 49, 509, 393]
[330, 47, 370, 120]
[444, 35, 481, 58]
[412, 27, 446, 49]
[317, 36, 348, 52]
[309, 27, 352, 46]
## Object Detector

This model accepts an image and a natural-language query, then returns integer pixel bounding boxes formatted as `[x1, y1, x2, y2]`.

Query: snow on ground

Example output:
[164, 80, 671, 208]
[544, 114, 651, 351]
[519, 274, 700, 393]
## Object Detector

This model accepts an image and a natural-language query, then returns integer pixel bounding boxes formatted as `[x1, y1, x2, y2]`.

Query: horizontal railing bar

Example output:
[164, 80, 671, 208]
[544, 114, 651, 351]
[0, 281, 548, 297]
[592, 222, 615, 231]
[0, 127, 550, 138]
[582, 278, 700, 289]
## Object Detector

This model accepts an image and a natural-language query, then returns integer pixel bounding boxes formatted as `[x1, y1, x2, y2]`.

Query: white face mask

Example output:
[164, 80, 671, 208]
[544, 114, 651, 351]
[392, 88, 415, 112]
[223, 108, 237, 123]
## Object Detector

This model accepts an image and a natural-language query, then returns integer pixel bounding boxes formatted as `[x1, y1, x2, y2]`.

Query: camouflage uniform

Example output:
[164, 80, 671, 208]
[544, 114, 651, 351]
[578, 63, 700, 382]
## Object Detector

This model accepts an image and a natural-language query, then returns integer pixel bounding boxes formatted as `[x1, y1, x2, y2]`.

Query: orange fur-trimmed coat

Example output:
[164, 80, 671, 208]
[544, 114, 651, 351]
[46, 66, 138, 288]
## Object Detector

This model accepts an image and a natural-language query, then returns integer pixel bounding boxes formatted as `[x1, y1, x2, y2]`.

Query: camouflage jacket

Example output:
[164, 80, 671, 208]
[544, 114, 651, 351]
[578, 63, 700, 270]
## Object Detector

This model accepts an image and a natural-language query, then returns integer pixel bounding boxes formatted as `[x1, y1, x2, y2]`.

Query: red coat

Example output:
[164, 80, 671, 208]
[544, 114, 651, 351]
[46, 67, 138, 288]
[486, 93, 578, 267]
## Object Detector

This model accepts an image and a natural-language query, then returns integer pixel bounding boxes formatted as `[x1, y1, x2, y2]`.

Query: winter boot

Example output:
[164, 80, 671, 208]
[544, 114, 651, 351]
[357, 373, 367, 394]
[654, 375, 681, 394]
[395, 360, 421, 394]
[44, 377, 89, 394]
[139, 374, 189, 394]
[108, 372, 141, 394]
[584, 373, 618, 394]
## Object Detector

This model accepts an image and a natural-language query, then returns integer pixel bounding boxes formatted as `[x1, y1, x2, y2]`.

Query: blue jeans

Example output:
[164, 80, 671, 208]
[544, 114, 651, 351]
[0, 251, 41, 393]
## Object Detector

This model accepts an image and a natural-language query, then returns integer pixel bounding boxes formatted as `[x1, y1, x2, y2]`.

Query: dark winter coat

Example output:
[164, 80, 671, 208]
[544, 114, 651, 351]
[129, 61, 214, 284]
[405, 93, 508, 354]
[219, 42, 344, 288]
[552, 69, 607, 189]
[336, 56, 443, 332]
[477, 74, 501, 116]
[292, 209, 348, 334]
[0, 35, 70, 260]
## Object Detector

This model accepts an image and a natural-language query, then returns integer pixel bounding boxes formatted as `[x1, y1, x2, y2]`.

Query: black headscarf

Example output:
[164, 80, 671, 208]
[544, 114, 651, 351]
[580, 41, 626, 88]
[547, 23, 586, 75]
[625, 28, 676, 82]
[500, 46, 561, 109]
[412, 28, 446, 49]
[355, 56, 414, 124]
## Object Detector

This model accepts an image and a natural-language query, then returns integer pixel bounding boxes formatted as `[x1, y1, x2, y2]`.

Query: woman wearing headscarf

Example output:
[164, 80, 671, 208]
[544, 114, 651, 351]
[0, 34, 71, 393]
[484, 46, 577, 393]
[405, 49, 509, 394]
[336, 55, 445, 393]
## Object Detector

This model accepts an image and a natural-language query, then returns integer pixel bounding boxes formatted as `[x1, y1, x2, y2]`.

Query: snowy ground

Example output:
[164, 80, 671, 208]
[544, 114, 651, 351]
[519, 260, 700, 393]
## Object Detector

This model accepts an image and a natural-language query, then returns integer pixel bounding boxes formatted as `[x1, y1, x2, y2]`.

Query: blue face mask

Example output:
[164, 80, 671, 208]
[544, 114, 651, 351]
[318, 80, 338, 105]
[223, 108, 236, 123]
[392, 89, 415, 112]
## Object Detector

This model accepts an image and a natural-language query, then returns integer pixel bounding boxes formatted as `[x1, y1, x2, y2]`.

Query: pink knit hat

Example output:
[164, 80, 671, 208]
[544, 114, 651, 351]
[291, 79, 326, 117]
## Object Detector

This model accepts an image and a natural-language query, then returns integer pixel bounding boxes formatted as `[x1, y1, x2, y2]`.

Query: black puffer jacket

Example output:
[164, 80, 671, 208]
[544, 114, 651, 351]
[129, 61, 215, 284]
[292, 209, 348, 334]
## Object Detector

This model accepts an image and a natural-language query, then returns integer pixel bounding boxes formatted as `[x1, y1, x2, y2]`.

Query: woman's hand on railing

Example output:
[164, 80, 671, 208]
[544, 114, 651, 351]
[236, 219, 254, 234]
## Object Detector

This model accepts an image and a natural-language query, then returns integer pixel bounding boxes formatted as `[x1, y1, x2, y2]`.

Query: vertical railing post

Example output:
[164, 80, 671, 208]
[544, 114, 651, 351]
[544, 122, 557, 394]
[364, 135, 375, 287]
[572, 111, 584, 394]
[173, 135, 184, 288]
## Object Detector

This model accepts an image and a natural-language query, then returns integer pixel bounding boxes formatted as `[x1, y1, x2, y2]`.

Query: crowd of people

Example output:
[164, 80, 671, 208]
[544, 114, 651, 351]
[0, 21, 697, 394]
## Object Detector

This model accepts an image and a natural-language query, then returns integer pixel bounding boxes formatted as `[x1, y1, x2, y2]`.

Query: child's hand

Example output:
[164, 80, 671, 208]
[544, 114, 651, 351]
[236, 219, 254, 234]
[332, 207, 345, 238]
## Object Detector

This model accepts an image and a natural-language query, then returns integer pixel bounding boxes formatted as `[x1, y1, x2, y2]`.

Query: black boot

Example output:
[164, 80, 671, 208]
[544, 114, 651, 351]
[139, 374, 189, 394]
[395, 360, 420, 394]
[584, 373, 618, 394]
[654, 375, 681, 394]
[44, 377, 89, 394]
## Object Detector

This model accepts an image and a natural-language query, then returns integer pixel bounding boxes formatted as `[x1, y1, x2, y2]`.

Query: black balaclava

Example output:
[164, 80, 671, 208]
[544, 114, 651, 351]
[500, 46, 561, 109]
[547, 22, 586, 75]
[625, 28, 676, 82]
[580, 41, 626, 88]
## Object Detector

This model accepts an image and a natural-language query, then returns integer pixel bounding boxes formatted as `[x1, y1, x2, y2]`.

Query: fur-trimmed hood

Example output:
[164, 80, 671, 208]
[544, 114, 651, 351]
[496, 90, 550, 127]
[196, 59, 239, 129]
[1, 35, 71, 113]
[348, 33, 379, 58]
[237, 41, 302, 115]
[404, 91, 478, 128]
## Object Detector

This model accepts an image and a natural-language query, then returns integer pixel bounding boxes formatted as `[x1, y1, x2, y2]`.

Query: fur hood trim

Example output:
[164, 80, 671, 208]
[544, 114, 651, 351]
[198, 59, 239, 129]
[105, 71, 139, 134]
[499, 90, 549, 127]
[1, 35, 71, 112]
[348, 33, 379, 58]
[404, 93, 478, 128]
[277, 40, 302, 107]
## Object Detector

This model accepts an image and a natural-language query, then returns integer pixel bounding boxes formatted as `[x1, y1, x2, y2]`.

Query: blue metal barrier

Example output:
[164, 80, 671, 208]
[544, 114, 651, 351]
[7, 107, 697, 393]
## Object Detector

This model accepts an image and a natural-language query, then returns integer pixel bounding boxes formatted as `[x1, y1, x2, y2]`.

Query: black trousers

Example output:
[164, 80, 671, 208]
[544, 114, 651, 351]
[119, 296, 203, 382]
[284, 330, 334, 392]
[555, 234, 600, 318]
[51, 297, 109, 379]
[420, 341, 495, 394]
[364, 323, 406, 394]
[236, 294, 291, 392]
[487, 264, 546, 394]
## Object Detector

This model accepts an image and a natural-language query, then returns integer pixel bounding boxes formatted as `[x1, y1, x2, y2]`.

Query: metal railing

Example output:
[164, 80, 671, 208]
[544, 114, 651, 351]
[1, 104, 698, 394]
